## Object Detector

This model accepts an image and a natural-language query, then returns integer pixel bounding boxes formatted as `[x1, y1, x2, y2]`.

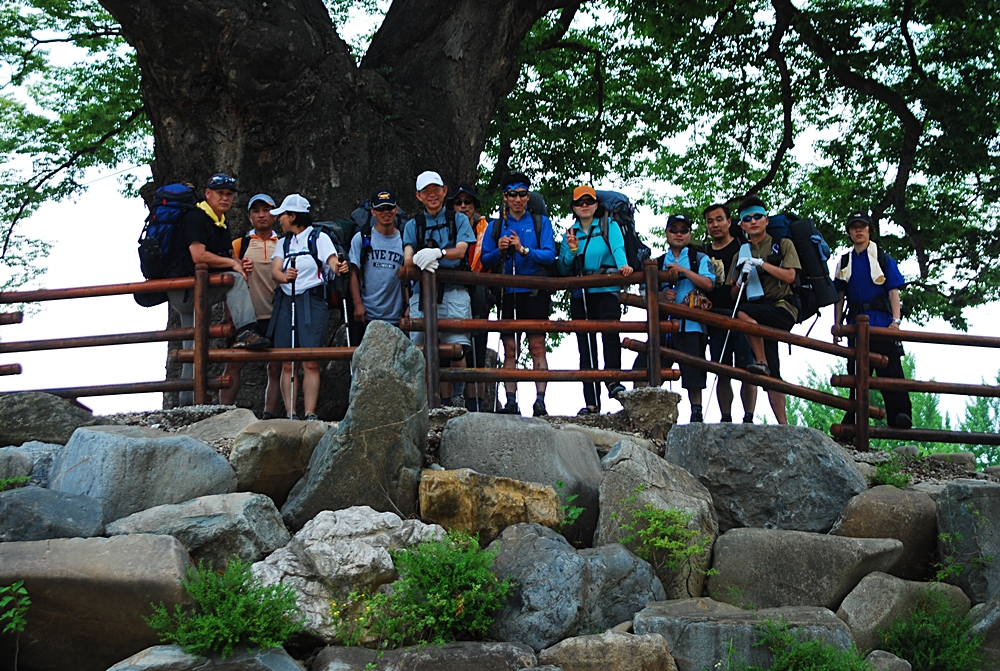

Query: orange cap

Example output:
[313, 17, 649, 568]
[572, 185, 597, 201]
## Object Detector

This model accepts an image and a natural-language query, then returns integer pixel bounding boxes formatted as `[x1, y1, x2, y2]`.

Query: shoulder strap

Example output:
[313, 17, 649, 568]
[306, 228, 321, 267]
[839, 251, 850, 270]
[415, 212, 427, 252]
[446, 208, 457, 247]
[282, 234, 292, 257]
[533, 213, 543, 247]
[237, 233, 251, 260]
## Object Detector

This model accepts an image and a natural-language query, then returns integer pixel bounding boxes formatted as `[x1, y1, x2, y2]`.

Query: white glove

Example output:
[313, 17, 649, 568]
[424, 258, 440, 273]
[739, 256, 763, 271]
[413, 248, 444, 270]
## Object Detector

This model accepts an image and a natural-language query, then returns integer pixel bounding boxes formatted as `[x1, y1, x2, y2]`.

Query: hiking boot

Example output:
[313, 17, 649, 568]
[234, 329, 270, 350]
[690, 410, 703, 423]
[532, 399, 548, 417]
[577, 405, 599, 416]
[607, 383, 626, 399]
[746, 360, 770, 377]
[305, 413, 319, 421]
[502, 399, 519, 415]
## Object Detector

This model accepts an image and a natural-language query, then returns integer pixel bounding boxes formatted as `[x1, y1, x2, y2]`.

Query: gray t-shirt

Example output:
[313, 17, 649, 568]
[349, 228, 405, 323]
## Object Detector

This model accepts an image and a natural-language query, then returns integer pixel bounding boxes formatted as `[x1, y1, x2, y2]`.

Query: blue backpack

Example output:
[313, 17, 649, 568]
[135, 184, 196, 307]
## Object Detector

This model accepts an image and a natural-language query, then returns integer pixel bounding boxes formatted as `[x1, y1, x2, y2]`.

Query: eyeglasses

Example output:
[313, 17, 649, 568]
[453, 199, 476, 206]
[572, 198, 597, 207]
[741, 213, 766, 223]
[667, 228, 691, 235]
[504, 190, 529, 199]
[373, 205, 396, 212]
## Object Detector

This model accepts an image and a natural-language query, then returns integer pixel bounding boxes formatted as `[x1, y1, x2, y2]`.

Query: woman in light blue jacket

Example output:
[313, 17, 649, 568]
[557, 185, 634, 414]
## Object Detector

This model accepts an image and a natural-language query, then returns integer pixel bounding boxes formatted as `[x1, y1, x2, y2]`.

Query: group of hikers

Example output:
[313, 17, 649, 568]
[157, 169, 912, 427]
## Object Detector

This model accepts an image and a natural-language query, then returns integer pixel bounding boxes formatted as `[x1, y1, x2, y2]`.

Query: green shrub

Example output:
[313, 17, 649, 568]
[713, 617, 872, 671]
[145, 558, 304, 658]
[329, 531, 514, 648]
[879, 588, 984, 671]
[868, 454, 911, 488]
[0, 476, 29, 492]
[1, 580, 30, 671]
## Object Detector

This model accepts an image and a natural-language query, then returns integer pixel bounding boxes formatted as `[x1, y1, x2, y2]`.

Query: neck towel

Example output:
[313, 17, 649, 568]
[737, 244, 764, 299]
[836, 241, 884, 285]
[196, 201, 227, 229]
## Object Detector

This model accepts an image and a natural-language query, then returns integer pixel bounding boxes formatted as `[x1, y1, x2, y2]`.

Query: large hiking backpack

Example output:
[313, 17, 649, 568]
[595, 190, 651, 272]
[135, 183, 197, 307]
[282, 222, 350, 306]
[762, 213, 838, 323]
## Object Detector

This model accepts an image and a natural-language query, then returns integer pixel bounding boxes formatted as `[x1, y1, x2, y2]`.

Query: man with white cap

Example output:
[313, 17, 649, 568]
[404, 170, 476, 406]
[166, 173, 270, 406]
[220, 193, 282, 417]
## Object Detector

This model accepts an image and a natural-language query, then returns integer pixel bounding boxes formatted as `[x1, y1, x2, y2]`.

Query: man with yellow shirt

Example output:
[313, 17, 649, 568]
[220, 193, 282, 417]
[166, 173, 269, 406]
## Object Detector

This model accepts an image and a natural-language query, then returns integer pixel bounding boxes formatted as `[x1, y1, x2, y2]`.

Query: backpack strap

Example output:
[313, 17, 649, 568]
[237, 233, 252, 260]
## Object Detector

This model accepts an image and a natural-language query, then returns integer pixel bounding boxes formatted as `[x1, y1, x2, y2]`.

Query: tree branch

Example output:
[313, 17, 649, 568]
[1, 108, 144, 259]
[537, 1, 582, 51]
[900, 0, 929, 85]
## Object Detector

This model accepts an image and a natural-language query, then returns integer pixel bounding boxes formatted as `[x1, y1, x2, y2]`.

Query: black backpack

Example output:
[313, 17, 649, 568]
[282, 222, 350, 306]
[595, 190, 651, 272]
[135, 184, 196, 307]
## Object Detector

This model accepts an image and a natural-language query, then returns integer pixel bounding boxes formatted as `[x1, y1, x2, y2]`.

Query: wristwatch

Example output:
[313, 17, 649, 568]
[892, 318, 901, 325]
[519, 246, 529, 257]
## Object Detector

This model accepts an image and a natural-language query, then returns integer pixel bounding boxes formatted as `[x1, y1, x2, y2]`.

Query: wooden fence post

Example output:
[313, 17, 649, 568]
[644, 259, 662, 387]
[422, 270, 441, 409]
[192, 263, 209, 405]
[855, 315, 870, 450]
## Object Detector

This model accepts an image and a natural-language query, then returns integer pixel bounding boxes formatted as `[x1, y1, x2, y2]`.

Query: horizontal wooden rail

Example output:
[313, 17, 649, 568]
[0, 364, 22, 376]
[833, 324, 1000, 348]
[172, 343, 464, 363]
[831, 375, 1000, 398]
[399, 318, 678, 334]
[0, 324, 235, 354]
[438, 368, 681, 382]
[620, 293, 888, 367]
[0, 312, 23, 325]
[0, 376, 233, 399]
[0, 274, 235, 303]
[621, 338, 886, 420]
[831, 423, 1000, 446]
[400, 267, 644, 291]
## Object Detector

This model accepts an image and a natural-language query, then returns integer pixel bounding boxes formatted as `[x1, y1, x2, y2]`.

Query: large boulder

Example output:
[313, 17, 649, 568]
[439, 413, 602, 546]
[48, 427, 237, 523]
[0, 535, 192, 671]
[538, 631, 677, 671]
[936, 479, 1000, 603]
[708, 528, 903, 610]
[0, 392, 106, 446]
[865, 650, 912, 671]
[664, 424, 867, 533]
[0, 440, 62, 486]
[106, 492, 290, 569]
[615, 387, 680, 439]
[594, 440, 718, 599]
[280, 321, 426, 530]
[633, 598, 854, 671]
[177, 408, 260, 444]
[488, 523, 665, 651]
[556, 424, 658, 457]
[313, 641, 536, 671]
[107, 645, 306, 670]
[970, 589, 1000, 668]
[0, 485, 103, 541]
[830, 485, 938, 580]
[229, 419, 327, 507]
[836, 571, 970, 653]
[253, 505, 445, 641]
[419, 468, 560, 545]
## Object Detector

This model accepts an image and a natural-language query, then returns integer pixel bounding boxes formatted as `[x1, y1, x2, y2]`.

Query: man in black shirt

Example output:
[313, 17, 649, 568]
[167, 173, 269, 405]
[703, 202, 757, 423]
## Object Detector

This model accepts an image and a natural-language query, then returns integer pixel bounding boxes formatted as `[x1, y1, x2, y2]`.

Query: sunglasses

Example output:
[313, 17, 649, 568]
[372, 204, 396, 212]
[572, 198, 597, 207]
[504, 190, 529, 199]
[207, 175, 237, 190]
[667, 228, 691, 235]
[453, 198, 476, 206]
[741, 213, 766, 223]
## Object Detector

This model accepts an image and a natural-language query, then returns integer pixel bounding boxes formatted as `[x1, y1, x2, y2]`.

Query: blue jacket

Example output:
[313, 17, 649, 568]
[557, 218, 628, 297]
[480, 211, 557, 294]
[661, 247, 715, 334]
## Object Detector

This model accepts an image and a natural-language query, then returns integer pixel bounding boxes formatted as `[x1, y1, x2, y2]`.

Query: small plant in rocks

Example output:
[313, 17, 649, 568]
[1, 580, 30, 671]
[879, 587, 984, 671]
[0, 476, 29, 492]
[711, 617, 872, 670]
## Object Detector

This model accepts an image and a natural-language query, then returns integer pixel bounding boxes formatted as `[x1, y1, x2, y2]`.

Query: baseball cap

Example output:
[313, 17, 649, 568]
[270, 193, 311, 216]
[666, 213, 693, 230]
[247, 193, 275, 211]
[206, 173, 237, 191]
[449, 184, 481, 208]
[370, 190, 397, 208]
[415, 171, 445, 191]
[846, 211, 873, 228]
[572, 185, 598, 202]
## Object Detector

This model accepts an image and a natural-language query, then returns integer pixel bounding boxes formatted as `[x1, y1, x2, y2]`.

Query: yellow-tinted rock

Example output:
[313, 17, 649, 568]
[419, 468, 560, 543]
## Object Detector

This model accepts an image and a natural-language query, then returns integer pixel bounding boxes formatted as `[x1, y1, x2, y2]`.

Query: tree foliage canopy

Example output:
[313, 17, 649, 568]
[2, 0, 999, 329]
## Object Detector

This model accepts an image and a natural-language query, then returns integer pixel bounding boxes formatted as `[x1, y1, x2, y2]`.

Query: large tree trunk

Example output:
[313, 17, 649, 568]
[100, 0, 567, 218]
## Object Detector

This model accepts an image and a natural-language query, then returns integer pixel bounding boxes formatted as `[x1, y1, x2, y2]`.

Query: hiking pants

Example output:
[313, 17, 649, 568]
[570, 291, 622, 409]
[843, 338, 913, 428]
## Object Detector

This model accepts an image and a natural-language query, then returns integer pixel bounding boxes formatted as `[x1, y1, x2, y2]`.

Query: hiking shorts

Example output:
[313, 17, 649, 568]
[269, 290, 329, 349]
[736, 302, 795, 379]
[409, 286, 472, 347]
[707, 325, 752, 370]
[669, 331, 708, 390]
[500, 291, 551, 335]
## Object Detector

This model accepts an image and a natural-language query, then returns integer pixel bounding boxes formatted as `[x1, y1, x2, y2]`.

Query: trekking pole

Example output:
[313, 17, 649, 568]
[507, 211, 521, 414]
[289, 257, 298, 419]
[707, 263, 750, 416]
[577, 225, 600, 407]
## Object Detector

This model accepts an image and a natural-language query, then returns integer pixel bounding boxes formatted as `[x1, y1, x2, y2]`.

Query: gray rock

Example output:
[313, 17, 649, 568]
[708, 528, 903, 609]
[891, 445, 920, 459]
[836, 571, 970, 652]
[49, 427, 237, 523]
[428, 406, 468, 432]
[633, 598, 854, 671]
[488, 523, 665, 651]
[557, 424, 657, 457]
[829, 485, 938, 580]
[936, 479, 1000, 602]
[253, 505, 445, 641]
[538, 631, 677, 671]
[910, 482, 946, 500]
[595, 440, 718, 599]
[374, 642, 536, 671]
[106, 493, 290, 570]
[0, 392, 107, 446]
[615, 387, 680, 440]
[4, 440, 62, 486]
[281, 321, 426, 530]
[0, 444, 34, 479]
[310, 646, 378, 670]
[0, 535, 192, 671]
[87, 425, 172, 439]
[230, 419, 326, 507]
[0, 485, 103, 541]
[865, 650, 912, 671]
[178, 408, 260, 444]
[108, 645, 306, 670]
[970, 588, 1000, 668]
[926, 451, 976, 469]
[664, 424, 867, 533]
[440, 413, 602, 546]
